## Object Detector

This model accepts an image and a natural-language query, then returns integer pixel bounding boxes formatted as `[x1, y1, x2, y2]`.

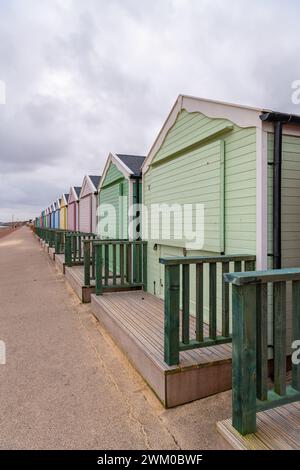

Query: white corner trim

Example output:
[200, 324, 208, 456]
[256, 126, 268, 270]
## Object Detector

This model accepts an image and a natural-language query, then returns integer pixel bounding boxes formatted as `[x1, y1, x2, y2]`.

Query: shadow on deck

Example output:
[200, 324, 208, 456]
[91, 291, 232, 408]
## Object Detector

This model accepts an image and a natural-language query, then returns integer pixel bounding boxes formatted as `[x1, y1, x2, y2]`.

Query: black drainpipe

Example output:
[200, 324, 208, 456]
[260, 111, 300, 269]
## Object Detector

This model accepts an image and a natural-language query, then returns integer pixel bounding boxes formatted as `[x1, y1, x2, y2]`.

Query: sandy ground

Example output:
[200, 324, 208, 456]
[0, 227, 232, 450]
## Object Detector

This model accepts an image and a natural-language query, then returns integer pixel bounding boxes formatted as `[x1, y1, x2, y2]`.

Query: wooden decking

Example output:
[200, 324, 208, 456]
[91, 291, 232, 407]
[65, 265, 95, 303]
[217, 402, 300, 449]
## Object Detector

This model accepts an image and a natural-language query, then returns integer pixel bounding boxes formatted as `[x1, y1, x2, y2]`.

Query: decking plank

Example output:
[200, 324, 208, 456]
[217, 401, 300, 450]
[92, 291, 232, 370]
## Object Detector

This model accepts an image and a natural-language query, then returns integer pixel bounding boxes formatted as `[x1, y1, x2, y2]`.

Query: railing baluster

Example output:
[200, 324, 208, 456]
[164, 264, 180, 366]
[104, 244, 109, 286]
[234, 260, 242, 272]
[209, 263, 217, 340]
[142, 242, 147, 292]
[292, 280, 300, 391]
[84, 241, 91, 286]
[273, 281, 286, 396]
[120, 243, 124, 285]
[95, 244, 103, 295]
[256, 283, 268, 401]
[136, 242, 141, 284]
[127, 243, 132, 284]
[91, 243, 95, 280]
[195, 263, 203, 342]
[222, 261, 230, 338]
[72, 235, 76, 264]
[245, 259, 256, 271]
[112, 244, 117, 285]
[65, 234, 72, 267]
[182, 264, 190, 345]
[78, 235, 82, 262]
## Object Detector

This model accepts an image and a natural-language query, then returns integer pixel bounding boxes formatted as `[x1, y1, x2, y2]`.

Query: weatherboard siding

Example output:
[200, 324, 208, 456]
[98, 161, 129, 239]
[144, 110, 257, 327]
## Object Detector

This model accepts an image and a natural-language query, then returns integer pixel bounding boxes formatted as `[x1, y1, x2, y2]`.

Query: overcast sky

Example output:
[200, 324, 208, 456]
[1, 0, 300, 221]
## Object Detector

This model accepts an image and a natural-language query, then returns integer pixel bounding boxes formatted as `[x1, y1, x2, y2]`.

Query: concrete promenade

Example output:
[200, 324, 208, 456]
[0, 227, 230, 449]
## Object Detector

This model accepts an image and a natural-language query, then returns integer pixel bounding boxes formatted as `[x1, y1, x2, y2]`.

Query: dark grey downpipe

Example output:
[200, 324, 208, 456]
[260, 111, 297, 269]
[273, 121, 282, 269]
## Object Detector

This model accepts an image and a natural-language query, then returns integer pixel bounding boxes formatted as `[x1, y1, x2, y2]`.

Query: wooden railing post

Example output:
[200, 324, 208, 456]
[164, 264, 180, 366]
[55, 231, 60, 253]
[292, 280, 300, 391]
[142, 242, 147, 292]
[232, 283, 257, 435]
[95, 243, 103, 295]
[65, 234, 72, 267]
[84, 240, 91, 286]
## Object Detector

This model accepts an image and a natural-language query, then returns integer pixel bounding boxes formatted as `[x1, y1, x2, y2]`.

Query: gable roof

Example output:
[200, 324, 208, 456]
[74, 186, 81, 198]
[89, 175, 101, 189]
[142, 94, 267, 173]
[79, 175, 101, 198]
[68, 186, 81, 204]
[64, 193, 69, 202]
[99, 153, 145, 190]
[116, 154, 145, 177]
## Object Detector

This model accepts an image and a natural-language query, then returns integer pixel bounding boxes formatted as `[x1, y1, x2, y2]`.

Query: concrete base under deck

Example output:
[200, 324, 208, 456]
[55, 254, 65, 274]
[49, 247, 55, 260]
[91, 291, 232, 408]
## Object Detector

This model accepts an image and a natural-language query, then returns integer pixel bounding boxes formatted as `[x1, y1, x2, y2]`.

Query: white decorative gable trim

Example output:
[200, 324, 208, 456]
[142, 94, 266, 173]
[99, 153, 133, 190]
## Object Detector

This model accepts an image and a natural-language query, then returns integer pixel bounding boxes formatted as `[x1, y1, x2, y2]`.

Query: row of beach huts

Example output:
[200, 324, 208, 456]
[33, 95, 300, 445]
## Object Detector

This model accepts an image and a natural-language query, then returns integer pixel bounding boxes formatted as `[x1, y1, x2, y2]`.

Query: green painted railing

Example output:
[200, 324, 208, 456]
[225, 268, 300, 435]
[93, 240, 147, 294]
[35, 227, 70, 253]
[65, 232, 98, 267]
[159, 254, 256, 366]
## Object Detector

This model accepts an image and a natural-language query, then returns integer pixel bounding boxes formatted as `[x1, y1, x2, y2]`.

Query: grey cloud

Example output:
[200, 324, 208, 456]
[1, 0, 300, 221]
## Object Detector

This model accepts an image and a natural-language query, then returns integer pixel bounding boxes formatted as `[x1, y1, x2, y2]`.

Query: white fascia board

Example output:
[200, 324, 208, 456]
[112, 153, 134, 178]
[99, 153, 133, 190]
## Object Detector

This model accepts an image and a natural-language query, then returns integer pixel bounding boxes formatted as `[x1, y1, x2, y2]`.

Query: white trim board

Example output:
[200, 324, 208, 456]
[99, 153, 133, 190]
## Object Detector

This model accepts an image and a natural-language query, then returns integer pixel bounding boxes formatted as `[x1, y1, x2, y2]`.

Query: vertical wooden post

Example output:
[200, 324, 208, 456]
[84, 240, 91, 286]
[65, 234, 72, 267]
[256, 283, 268, 401]
[209, 262, 217, 339]
[273, 281, 286, 396]
[142, 242, 147, 292]
[182, 264, 190, 344]
[232, 283, 257, 435]
[292, 280, 300, 391]
[164, 264, 180, 366]
[95, 244, 103, 295]
[222, 261, 230, 338]
[196, 263, 204, 342]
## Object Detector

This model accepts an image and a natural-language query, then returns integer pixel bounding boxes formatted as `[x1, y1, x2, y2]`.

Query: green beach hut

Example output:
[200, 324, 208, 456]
[142, 94, 300, 347]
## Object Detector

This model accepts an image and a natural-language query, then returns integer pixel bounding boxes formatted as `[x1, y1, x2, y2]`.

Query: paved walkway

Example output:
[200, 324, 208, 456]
[0, 227, 231, 449]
